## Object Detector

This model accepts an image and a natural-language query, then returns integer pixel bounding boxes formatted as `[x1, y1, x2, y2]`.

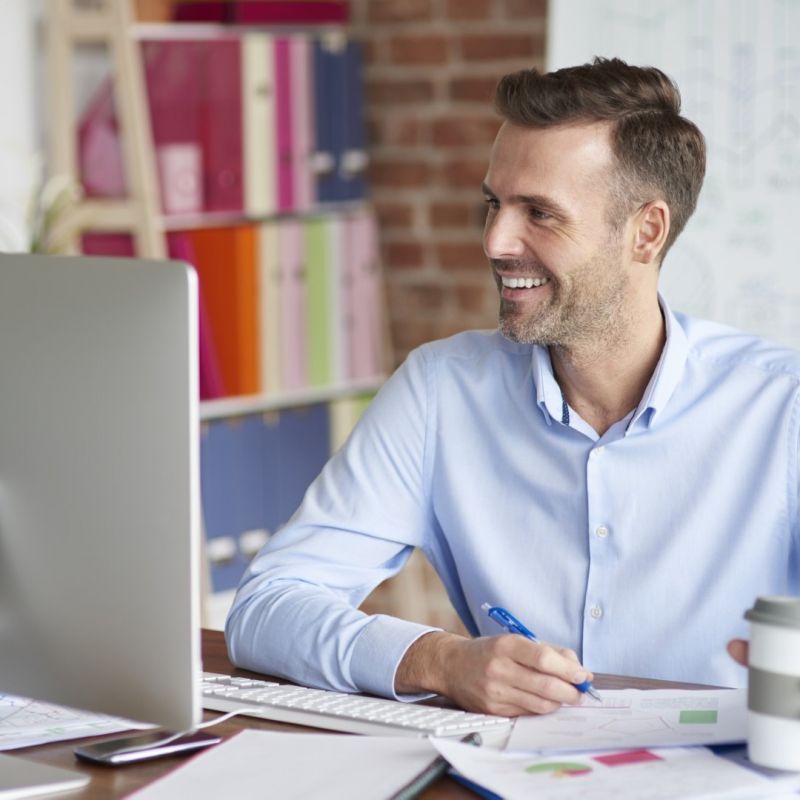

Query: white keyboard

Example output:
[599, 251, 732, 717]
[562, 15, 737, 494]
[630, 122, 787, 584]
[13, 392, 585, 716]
[201, 672, 511, 738]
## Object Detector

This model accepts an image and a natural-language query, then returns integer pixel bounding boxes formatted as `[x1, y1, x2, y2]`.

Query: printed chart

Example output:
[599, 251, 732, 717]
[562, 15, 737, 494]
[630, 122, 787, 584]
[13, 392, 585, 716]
[507, 689, 747, 752]
[0, 693, 141, 751]
[436, 741, 775, 800]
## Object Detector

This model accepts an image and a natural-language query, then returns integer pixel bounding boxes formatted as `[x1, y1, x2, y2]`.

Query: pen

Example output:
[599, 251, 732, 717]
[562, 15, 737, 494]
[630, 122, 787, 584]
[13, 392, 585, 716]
[481, 603, 602, 702]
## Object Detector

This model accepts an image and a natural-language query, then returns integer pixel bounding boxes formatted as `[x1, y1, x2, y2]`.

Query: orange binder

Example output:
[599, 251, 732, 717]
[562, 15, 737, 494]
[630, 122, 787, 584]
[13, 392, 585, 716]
[185, 226, 261, 396]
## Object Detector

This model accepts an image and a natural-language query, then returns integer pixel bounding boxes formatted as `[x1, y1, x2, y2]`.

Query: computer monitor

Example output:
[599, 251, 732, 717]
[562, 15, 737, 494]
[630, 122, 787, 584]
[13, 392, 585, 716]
[0, 252, 201, 733]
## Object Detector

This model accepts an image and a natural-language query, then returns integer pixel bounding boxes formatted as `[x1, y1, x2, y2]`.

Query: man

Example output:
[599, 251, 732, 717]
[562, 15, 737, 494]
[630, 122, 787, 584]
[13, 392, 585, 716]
[227, 58, 795, 716]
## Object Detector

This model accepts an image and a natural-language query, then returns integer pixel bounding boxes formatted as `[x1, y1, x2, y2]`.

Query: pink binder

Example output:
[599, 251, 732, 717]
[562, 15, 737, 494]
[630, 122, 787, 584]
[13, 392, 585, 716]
[278, 219, 308, 389]
[274, 37, 295, 212]
[204, 37, 244, 213]
[348, 212, 382, 379]
[290, 35, 316, 212]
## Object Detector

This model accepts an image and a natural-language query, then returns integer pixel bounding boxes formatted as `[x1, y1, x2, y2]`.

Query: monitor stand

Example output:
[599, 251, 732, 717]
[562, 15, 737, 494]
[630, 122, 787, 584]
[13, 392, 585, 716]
[0, 753, 89, 798]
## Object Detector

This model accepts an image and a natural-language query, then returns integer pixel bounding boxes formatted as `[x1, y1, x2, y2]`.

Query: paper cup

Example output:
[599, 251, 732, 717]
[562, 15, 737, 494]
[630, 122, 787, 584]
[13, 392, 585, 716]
[744, 596, 800, 770]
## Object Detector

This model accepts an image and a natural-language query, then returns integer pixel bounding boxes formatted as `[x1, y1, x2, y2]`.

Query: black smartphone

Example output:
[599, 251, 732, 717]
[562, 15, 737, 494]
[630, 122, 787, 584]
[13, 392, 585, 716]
[74, 730, 222, 765]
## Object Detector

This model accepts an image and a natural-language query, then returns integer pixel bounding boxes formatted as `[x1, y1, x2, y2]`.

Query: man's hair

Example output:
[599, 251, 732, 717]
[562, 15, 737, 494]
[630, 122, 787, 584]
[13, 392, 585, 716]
[494, 57, 706, 261]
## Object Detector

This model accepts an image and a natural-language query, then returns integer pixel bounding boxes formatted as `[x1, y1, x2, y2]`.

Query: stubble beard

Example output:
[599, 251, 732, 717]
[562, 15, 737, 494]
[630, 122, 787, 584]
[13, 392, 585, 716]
[496, 241, 630, 353]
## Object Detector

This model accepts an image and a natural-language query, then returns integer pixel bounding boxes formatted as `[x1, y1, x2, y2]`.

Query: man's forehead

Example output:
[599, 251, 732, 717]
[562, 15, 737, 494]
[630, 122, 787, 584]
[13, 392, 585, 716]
[485, 120, 616, 197]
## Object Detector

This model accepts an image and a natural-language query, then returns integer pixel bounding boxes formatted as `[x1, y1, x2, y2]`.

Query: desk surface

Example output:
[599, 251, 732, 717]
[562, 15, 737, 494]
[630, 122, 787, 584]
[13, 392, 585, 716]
[11, 629, 713, 799]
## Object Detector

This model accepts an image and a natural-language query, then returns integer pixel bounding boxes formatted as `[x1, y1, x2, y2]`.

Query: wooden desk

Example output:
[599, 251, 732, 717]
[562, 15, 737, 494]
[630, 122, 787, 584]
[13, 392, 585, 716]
[9, 630, 714, 798]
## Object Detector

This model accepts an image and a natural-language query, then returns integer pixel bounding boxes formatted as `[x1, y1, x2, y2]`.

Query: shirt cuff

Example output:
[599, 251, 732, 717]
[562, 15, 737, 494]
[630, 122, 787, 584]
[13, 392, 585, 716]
[349, 614, 442, 700]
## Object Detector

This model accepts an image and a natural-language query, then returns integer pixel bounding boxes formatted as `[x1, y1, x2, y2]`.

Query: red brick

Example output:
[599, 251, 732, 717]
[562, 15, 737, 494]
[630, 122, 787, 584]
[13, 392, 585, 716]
[387, 282, 446, 311]
[374, 201, 415, 229]
[384, 241, 425, 269]
[445, 0, 491, 19]
[431, 115, 501, 147]
[391, 318, 440, 353]
[461, 32, 537, 61]
[368, 0, 434, 23]
[436, 240, 487, 270]
[503, 0, 548, 18]
[370, 159, 430, 188]
[368, 115, 427, 146]
[449, 76, 499, 103]
[430, 201, 484, 228]
[365, 77, 435, 104]
[440, 157, 489, 188]
[390, 34, 450, 65]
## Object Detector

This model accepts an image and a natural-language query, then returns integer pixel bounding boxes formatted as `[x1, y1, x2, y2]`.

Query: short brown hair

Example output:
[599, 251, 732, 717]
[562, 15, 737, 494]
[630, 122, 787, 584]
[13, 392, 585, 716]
[494, 57, 706, 261]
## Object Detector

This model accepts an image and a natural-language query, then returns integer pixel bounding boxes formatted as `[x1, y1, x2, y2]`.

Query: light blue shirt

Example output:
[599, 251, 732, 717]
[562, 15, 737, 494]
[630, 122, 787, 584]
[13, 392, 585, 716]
[226, 299, 800, 696]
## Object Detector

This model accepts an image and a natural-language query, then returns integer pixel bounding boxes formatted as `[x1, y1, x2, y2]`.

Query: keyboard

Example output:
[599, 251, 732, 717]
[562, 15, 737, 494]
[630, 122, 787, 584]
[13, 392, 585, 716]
[201, 672, 512, 738]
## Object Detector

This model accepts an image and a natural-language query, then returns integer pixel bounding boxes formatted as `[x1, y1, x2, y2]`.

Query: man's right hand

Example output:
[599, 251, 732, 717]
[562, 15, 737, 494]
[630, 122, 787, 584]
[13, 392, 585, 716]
[394, 630, 592, 716]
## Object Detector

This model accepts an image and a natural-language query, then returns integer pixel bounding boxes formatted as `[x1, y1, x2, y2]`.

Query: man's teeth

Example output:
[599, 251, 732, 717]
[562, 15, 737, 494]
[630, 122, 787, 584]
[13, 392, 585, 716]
[501, 276, 549, 289]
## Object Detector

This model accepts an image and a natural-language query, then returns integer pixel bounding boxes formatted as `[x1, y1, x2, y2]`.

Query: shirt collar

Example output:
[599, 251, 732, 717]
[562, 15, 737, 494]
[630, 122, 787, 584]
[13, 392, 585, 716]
[531, 293, 689, 429]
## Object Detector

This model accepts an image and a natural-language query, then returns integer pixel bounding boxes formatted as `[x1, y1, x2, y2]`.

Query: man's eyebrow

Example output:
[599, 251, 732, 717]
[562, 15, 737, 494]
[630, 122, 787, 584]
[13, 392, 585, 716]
[481, 183, 569, 217]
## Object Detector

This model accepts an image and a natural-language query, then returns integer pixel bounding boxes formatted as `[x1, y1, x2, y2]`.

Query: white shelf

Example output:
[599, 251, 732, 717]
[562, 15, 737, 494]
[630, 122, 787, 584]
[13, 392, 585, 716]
[199, 376, 385, 421]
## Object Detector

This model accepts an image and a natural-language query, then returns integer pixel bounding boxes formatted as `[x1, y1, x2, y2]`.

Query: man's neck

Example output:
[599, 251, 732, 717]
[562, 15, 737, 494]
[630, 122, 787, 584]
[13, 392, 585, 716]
[549, 297, 666, 438]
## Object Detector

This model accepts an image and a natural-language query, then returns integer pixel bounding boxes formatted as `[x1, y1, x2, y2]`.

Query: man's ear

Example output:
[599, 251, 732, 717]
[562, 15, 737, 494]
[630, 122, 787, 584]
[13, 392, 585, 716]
[631, 200, 670, 266]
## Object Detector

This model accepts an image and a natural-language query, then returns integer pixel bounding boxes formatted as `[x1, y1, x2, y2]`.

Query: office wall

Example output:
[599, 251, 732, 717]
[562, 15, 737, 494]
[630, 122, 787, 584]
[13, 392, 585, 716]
[349, 0, 548, 363]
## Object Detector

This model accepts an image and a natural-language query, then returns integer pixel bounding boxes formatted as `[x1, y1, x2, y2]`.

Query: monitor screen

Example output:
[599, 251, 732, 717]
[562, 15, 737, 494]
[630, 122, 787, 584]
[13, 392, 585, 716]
[0, 252, 201, 732]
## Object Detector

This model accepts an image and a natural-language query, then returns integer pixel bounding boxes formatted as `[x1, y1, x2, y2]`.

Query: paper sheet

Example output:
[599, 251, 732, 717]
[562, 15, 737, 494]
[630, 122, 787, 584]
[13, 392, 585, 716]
[128, 729, 441, 800]
[507, 689, 748, 753]
[0, 693, 146, 751]
[434, 739, 793, 800]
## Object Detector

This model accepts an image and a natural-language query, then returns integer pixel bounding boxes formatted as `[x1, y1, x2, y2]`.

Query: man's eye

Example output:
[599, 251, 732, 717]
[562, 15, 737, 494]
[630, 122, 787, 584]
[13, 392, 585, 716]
[484, 197, 500, 210]
[529, 207, 551, 221]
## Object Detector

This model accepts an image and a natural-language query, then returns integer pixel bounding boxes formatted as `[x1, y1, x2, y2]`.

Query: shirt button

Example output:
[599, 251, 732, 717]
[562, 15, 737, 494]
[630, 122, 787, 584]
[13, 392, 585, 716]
[590, 606, 603, 620]
[591, 446, 604, 457]
[595, 525, 609, 538]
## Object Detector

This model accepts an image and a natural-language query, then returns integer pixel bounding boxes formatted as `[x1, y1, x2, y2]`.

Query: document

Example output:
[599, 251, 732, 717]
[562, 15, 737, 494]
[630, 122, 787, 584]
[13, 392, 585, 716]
[129, 729, 441, 800]
[0, 693, 145, 751]
[434, 739, 794, 800]
[507, 688, 747, 753]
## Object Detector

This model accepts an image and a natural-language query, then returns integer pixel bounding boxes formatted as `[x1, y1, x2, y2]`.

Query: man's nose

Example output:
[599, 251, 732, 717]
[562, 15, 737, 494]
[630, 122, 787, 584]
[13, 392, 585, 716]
[483, 208, 525, 260]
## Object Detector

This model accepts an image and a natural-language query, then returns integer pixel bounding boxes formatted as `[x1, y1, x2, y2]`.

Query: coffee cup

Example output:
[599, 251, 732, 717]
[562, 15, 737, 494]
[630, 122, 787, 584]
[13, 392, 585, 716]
[744, 596, 800, 770]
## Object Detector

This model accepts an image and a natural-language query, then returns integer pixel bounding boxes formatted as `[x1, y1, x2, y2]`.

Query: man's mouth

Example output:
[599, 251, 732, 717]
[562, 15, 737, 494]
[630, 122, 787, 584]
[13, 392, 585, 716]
[500, 276, 550, 289]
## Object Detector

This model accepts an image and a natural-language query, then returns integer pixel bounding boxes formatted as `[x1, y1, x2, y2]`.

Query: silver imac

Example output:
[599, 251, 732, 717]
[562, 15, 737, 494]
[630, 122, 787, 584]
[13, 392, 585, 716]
[0, 252, 202, 735]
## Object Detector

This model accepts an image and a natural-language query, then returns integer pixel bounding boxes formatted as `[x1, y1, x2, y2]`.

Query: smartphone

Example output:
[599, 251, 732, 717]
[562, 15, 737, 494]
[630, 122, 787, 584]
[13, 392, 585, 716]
[74, 730, 222, 765]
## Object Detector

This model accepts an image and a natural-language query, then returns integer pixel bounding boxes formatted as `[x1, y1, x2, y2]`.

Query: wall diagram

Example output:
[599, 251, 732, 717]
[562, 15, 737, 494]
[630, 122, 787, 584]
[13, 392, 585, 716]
[549, 0, 800, 348]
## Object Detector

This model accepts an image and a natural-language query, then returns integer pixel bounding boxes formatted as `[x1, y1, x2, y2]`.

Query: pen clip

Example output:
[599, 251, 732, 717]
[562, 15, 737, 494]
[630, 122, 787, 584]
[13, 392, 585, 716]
[482, 604, 538, 640]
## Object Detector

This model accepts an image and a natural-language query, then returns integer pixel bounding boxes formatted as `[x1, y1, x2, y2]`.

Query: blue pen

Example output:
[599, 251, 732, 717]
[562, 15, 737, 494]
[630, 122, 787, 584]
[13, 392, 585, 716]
[481, 603, 602, 701]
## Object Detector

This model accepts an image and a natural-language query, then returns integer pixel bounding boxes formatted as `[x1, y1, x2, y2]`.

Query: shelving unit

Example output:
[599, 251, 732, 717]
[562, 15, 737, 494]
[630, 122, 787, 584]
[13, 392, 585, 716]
[44, 0, 399, 629]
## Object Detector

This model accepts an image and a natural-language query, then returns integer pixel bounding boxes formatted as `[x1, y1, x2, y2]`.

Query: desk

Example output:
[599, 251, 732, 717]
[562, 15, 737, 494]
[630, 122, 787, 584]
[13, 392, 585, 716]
[11, 629, 715, 798]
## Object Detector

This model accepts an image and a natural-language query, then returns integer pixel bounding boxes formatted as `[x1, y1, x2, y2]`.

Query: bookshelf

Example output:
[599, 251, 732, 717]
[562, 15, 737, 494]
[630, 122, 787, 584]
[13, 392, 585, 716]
[45, 0, 390, 628]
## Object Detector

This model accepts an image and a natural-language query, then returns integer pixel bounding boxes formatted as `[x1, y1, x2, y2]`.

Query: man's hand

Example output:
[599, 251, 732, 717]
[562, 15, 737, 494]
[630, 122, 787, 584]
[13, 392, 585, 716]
[727, 639, 749, 666]
[395, 631, 592, 716]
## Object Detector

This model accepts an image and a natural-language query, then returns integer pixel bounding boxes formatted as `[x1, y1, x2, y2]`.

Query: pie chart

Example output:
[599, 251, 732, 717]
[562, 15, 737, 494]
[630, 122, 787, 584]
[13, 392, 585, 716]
[525, 761, 592, 778]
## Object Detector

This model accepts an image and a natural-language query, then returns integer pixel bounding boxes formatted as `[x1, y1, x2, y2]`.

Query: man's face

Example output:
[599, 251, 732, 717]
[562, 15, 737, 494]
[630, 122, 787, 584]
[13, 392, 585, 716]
[482, 121, 632, 348]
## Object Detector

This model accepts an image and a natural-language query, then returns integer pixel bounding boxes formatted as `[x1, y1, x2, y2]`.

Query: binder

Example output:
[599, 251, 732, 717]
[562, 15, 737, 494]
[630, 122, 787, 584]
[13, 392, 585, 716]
[257, 221, 283, 394]
[242, 32, 277, 217]
[312, 33, 347, 202]
[273, 404, 330, 525]
[142, 39, 206, 214]
[277, 219, 308, 390]
[290, 35, 316, 212]
[346, 211, 383, 379]
[304, 217, 333, 387]
[340, 40, 368, 201]
[186, 226, 261, 396]
[200, 419, 250, 592]
[274, 36, 295, 212]
[204, 37, 244, 213]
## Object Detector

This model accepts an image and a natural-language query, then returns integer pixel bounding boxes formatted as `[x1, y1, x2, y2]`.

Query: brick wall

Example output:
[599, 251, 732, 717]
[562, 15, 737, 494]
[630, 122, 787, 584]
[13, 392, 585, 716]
[349, 0, 548, 364]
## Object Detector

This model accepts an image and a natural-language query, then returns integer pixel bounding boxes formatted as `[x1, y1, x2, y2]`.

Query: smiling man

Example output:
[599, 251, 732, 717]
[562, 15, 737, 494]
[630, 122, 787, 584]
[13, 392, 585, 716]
[227, 58, 797, 715]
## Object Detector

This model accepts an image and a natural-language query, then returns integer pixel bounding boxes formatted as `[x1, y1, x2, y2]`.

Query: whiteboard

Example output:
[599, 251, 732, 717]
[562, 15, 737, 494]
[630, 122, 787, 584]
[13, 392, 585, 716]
[548, 0, 800, 349]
